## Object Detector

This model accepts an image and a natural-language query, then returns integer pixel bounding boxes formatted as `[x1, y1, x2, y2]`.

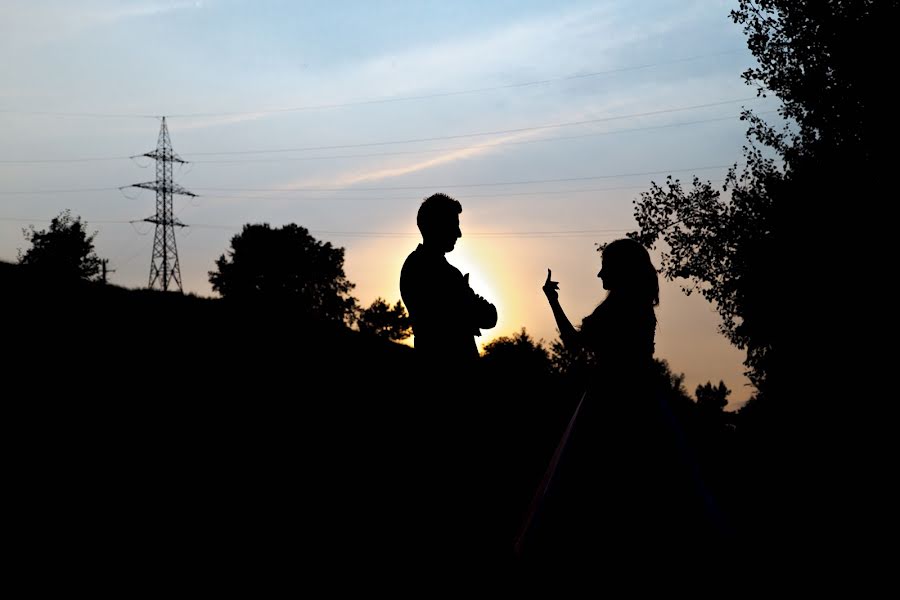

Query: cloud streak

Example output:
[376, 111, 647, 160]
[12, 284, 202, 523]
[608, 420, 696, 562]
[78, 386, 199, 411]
[324, 131, 538, 187]
[307, 4, 620, 103]
[262, 3, 703, 189]
[0, 1, 205, 49]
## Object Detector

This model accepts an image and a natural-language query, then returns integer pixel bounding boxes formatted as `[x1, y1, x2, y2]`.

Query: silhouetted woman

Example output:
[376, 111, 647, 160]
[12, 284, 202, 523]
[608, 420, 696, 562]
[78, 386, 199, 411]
[544, 237, 658, 386]
[518, 238, 695, 560]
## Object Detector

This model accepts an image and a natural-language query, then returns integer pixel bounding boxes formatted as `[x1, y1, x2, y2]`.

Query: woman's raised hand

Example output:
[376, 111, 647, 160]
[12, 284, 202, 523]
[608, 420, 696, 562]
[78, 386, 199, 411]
[543, 268, 559, 302]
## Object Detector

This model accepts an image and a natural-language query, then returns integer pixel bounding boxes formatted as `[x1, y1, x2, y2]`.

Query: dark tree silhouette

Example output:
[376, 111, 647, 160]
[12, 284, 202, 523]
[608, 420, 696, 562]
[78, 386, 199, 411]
[629, 1, 898, 397]
[357, 297, 411, 341]
[549, 327, 693, 408]
[18, 210, 102, 281]
[481, 328, 552, 375]
[626, 3, 900, 554]
[209, 223, 357, 324]
[650, 358, 691, 403]
[630, 168, 776, 393]
[548, 338, 581, 377]
[696, 381, 731, 415]
[730, 0, 894, 164]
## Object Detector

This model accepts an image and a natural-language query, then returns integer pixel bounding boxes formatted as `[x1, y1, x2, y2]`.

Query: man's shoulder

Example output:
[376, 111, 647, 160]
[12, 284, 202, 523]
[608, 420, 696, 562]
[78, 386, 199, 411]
[400, 246, 431, 292]
[403, 244, 448, 272]
[402, 244, 423, 262]
[401, 245, 426, 273]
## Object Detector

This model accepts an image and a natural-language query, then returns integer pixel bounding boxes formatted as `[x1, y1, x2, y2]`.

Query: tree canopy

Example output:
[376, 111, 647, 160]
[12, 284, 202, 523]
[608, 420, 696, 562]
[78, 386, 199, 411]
[209, 223, 357, 324]
[696, 381, 732, 415]
[357, 298, 411, 341]
[482, 329, 552, 375]
[629, 1, 897, 398]
[731, 0, 895, 164]
[18, 210, 102, 281]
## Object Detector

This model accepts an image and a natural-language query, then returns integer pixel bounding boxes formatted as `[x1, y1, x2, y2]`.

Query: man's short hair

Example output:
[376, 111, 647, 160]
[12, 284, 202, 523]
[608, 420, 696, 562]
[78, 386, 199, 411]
[417, 193, 462, 236]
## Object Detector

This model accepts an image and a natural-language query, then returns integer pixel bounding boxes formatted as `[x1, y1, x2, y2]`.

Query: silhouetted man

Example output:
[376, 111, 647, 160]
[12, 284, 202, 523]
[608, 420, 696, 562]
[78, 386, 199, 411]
[400, 193, 497, 367]
[399, 192, 499, 560]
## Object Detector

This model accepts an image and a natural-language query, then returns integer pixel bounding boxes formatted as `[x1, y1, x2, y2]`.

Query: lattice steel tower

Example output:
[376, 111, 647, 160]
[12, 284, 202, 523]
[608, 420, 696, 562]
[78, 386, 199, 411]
[127, 117, 196, 292]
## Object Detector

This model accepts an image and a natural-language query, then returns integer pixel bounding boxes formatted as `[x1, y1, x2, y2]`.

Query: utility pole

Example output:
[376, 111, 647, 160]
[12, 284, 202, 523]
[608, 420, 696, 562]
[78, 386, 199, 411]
[100, 259, 115, 284]
[125, 117, 195, 292]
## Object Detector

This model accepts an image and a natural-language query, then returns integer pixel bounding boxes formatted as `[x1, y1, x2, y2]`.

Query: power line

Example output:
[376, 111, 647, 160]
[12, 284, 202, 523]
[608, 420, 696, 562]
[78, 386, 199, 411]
[0, 107, 771, 166]
[182, 98, 760, 156]
[0, 164, 734, 196]
[0, 216, 630, 238]
[303, 229, 631, 239]
[181, 223, 633, 238]
[191, 164, 735, 193]
[0, 155, 139, 165]
[188, 113, 769, 164]
[0, 186, 121, 195]
[199, 180, 727, 201]
[0, 50, 742, 120]
[197, 182, 676, 202]
[0, 217, 137, 224]
[32, 180, 721, 204]
[164, 50, 743, 118]
[0, 109, 159, 119]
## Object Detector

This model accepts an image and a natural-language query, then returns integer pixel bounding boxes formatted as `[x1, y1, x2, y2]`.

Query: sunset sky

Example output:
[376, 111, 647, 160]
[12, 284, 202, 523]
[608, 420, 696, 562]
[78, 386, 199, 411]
[0, 0, 782, 409]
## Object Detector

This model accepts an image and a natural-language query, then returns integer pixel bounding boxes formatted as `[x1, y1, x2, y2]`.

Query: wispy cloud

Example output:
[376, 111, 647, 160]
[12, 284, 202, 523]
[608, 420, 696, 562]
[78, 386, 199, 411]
[309, 5, 619, 103]
[99, 0, 206, 23]
[0, 1, 205, 49]
[111, 3, 620, 130]
[264, 4, 680, 189]
[324, 131, 538, 187]
[95, 2, 706, 130]
[300, 2, 710, 106]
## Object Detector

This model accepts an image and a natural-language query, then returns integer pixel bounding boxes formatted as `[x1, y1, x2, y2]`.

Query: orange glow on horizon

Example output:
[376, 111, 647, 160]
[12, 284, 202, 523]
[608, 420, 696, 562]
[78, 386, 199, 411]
[338, 214, 751, 411]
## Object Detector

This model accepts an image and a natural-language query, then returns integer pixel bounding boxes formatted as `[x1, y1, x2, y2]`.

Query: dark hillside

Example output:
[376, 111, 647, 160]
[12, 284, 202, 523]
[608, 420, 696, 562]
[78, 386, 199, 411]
[3, 261, 566, 572]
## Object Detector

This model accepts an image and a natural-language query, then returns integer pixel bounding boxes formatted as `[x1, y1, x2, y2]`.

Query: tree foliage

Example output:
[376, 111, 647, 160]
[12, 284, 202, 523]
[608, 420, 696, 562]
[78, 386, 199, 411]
[548, 338, 584, 378]
[630, 165, 778, 392]
[629, 1, 897, 396]
[209, 223, 357, 324]
[18, 210, 102, 281]
[731, 0, 895, 164]
[357, 298, 411, 341]
[482, 328, 552, 375]
[696, 380, 732, 415]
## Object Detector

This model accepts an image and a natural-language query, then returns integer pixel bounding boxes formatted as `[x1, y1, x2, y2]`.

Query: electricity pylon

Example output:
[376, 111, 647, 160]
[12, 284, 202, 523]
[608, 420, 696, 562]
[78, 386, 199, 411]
[126, 117, 196, 292]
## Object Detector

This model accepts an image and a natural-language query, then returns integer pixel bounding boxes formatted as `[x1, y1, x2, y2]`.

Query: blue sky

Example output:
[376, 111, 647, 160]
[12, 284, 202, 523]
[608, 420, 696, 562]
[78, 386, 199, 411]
[0, 0, 779, 408]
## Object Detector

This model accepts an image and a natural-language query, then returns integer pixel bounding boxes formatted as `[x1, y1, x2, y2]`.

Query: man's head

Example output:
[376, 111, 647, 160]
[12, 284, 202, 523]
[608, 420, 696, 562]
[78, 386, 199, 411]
[417, 193, 462, 253]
